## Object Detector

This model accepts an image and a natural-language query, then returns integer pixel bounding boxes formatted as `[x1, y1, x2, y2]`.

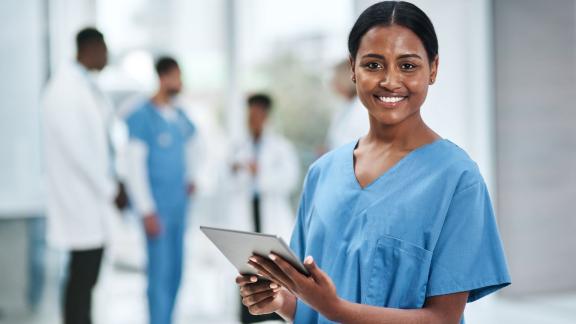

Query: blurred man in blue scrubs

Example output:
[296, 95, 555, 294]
[124, 57, 197, 324]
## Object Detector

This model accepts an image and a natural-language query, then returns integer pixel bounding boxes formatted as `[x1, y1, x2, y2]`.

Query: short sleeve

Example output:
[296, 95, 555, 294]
[126, 110, 149, 143]
[426, 181, 511, 302]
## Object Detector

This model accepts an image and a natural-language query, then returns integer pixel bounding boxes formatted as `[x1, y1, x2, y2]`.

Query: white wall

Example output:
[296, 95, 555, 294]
[0, 0, 46, 216]
[48, 0, 96, 71]
[0, 0, 98, 218]
[493, 0, 576, 296]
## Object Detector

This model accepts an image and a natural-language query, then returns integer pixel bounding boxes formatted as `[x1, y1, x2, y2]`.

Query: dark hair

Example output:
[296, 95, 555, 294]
[155, 56, 180, 76]
[348, 1, 438, 63]
[247, 94, 272, 112]
[76, 27, 104, 51]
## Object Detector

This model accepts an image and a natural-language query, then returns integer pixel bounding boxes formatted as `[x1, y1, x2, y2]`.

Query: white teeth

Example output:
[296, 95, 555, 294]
[378, 96, 405, 103]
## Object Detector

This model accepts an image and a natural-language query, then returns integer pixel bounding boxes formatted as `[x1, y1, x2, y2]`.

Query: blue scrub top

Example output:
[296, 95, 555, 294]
[126, 101, 196, 214]
[290, 139, 511, 324]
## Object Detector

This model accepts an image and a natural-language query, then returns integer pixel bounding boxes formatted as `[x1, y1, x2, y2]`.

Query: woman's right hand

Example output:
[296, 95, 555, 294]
[236, 275, 290, 316]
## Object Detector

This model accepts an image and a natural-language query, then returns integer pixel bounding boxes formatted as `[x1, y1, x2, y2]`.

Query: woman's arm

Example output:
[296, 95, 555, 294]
[248, 254, 468, 324]
[330, 292, 468, 324]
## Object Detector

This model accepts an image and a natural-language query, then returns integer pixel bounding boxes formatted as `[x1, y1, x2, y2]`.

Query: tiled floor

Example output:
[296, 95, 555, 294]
[2, 225, 576, 324]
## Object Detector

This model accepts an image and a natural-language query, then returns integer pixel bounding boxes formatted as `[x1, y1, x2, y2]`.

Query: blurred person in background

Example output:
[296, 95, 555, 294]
[229, 93, 300, 323]
[42, 27, 127, 324]
[124, 56, 197, 324]
[325, 59, 369, 151]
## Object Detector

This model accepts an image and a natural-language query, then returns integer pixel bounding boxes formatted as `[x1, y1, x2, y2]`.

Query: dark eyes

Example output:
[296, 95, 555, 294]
[400, 63, 417, 71]
[364, 62, 383, 70]
[362, 62, 418, 71]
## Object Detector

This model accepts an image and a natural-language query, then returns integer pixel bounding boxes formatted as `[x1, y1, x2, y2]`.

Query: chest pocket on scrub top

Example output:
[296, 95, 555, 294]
[365, 234, 432, 309]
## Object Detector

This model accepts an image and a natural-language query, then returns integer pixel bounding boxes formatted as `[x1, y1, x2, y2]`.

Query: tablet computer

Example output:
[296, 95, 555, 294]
[200, 226, 310, 276]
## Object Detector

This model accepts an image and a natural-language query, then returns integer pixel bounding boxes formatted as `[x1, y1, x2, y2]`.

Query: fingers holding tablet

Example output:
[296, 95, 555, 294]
[235, 274, 285, 315]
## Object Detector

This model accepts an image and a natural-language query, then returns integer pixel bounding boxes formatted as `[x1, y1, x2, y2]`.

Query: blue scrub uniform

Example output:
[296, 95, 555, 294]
[290, 139, 510, 324]
[126, 102, 196, 324]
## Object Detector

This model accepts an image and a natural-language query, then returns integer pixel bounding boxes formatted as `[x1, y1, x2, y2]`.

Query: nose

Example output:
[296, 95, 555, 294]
[379, 71, 401, 90]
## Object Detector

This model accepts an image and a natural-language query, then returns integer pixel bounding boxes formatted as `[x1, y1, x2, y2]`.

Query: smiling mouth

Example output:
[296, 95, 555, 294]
[374, 95, 407, 106]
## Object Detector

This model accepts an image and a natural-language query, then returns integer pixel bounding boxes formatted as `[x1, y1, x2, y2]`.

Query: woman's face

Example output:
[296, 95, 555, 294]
[352, 24, 438, 127]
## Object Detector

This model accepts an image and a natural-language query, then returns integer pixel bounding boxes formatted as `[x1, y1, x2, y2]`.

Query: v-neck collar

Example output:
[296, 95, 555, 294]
[348, 138, 446, 190]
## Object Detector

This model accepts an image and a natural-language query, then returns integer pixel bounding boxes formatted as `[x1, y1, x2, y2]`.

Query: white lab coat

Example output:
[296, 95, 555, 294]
[42, 62, 118, 250]
[326, 97, 370, 150]
[228, 129, 300, 241]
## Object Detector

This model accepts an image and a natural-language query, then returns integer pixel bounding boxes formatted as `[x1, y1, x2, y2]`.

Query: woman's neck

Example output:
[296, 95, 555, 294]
[363, 112, 439, 151]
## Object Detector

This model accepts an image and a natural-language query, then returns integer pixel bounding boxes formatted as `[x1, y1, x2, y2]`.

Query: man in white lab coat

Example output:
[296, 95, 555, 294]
[229, 94, 300, 323]
[42, 28, 124, 324]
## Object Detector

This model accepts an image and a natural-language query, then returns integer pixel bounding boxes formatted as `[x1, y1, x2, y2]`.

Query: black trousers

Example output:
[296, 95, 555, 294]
[64, 247, 104, 324]
[240, 196, 283, 323]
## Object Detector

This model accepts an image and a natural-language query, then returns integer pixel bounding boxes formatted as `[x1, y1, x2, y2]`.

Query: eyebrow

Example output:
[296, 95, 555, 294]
[361, 53, 423, 60]
[398, 53, 422, 60]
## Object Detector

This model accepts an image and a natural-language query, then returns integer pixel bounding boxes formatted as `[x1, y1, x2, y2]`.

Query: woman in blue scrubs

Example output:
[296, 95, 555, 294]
[236, 1, 511, 323]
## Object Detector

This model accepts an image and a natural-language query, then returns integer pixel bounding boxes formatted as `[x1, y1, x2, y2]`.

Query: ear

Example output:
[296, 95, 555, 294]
[429, 55, 439, 85]
[349, 55, 356, 83]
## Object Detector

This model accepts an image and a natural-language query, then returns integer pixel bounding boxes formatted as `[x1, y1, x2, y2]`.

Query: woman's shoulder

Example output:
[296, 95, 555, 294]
[429, 139, 485, 188]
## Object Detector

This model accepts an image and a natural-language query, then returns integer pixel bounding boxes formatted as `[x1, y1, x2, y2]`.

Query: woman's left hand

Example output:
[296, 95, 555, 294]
[248, 254, 341, 320]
